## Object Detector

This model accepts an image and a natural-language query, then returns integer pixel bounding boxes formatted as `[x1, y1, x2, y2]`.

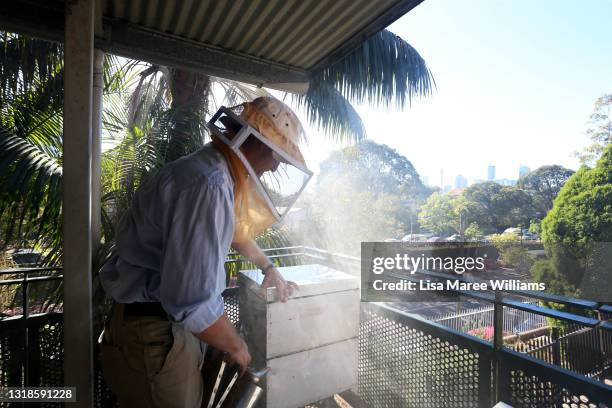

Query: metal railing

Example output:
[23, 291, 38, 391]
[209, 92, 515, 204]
[296, 247, 612, 405]
[0, 267, 62, 318]
[1, 246, 611, 407]
[0, 266, 63, 395]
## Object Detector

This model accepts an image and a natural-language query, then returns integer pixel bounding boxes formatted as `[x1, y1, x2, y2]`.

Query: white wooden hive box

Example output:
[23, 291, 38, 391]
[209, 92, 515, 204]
[238, 264, 359, 408]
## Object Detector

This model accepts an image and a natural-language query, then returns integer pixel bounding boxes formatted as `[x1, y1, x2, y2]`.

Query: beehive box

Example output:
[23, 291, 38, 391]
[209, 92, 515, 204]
[238, 264, 359, 408]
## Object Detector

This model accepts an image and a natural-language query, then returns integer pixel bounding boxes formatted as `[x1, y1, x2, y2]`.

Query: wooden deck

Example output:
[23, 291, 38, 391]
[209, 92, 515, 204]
[305, 390, 370, 408]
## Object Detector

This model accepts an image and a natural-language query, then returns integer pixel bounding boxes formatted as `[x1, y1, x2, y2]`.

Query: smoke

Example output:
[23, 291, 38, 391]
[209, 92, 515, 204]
[282, 178, 404, 259]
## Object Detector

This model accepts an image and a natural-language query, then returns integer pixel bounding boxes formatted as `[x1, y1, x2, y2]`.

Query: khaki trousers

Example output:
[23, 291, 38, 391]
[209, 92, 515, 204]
[99, 304, 206, 408]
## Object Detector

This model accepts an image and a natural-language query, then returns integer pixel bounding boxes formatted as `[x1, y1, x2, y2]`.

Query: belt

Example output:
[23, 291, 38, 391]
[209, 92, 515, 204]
[123, 302, 168, 319]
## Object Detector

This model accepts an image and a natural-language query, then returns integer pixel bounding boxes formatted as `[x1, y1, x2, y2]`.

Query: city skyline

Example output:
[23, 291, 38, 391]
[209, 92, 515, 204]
[435, 164, 532, 188]
[298, 0, 610, 186]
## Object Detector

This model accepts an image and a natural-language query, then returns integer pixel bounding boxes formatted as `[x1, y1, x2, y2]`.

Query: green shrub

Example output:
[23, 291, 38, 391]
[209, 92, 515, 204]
[490, 234, 531, 272]
[540, 144, 612, 299]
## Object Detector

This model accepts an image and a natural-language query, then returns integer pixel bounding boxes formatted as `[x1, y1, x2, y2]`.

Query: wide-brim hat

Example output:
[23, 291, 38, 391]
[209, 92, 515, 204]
[240, 97, 307, 168]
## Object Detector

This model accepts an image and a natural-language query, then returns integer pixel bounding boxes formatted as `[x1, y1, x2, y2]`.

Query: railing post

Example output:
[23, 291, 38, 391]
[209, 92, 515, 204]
[22, 273, 29, 387]
[27, 318, 41, 387]
[551, 326, 561, 367]
[492, 290, 504, 403]
[478, 354, 492, 407]
[21, 273, 28, 320]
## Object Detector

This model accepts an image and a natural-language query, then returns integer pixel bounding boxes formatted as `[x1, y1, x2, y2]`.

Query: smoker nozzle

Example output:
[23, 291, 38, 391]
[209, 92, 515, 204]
[246, 367, 270, 385]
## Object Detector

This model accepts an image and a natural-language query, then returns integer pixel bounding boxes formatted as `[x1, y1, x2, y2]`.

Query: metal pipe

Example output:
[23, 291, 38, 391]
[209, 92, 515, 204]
[92, 48, 104, 255]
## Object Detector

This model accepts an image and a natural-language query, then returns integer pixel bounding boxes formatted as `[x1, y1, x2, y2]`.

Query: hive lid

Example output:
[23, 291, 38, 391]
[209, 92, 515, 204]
[238, 264, 358, 302]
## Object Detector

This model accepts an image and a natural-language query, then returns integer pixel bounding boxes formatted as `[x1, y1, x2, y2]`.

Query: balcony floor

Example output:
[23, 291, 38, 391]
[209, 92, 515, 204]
[306, 390, 369, 408]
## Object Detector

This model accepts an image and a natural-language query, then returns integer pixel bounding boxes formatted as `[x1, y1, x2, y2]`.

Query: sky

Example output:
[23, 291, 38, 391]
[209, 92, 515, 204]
[297, 0, 612, 188]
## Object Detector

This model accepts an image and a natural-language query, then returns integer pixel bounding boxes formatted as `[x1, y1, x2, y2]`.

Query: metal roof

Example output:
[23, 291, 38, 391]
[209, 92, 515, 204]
[1, 0, 424, 86]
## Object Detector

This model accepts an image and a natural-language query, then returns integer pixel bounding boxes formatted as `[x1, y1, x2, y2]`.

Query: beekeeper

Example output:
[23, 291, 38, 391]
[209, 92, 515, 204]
[99, 97, 312, 407]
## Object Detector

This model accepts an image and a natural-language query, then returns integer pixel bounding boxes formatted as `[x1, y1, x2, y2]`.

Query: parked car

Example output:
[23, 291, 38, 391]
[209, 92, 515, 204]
[502, 227, 522, 236]
[445, 234, 462, 242]
[502, 227, 539, 241]
[522, 232, 539, 241]
[401, 234, 428, 242]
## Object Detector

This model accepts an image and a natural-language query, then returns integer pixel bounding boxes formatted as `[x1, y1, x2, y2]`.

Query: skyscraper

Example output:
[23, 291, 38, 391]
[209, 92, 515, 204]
[487, 165, 496, 181]
[455, 174, 468, 189]
[519, 165, 530, 178]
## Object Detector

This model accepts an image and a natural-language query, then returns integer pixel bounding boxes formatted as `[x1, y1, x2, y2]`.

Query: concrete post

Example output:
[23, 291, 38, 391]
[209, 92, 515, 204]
[63, 0, 94, 406]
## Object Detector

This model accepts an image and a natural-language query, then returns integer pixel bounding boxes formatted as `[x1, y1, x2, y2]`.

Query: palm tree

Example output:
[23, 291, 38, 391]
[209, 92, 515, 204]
[0, 29, 434, 266]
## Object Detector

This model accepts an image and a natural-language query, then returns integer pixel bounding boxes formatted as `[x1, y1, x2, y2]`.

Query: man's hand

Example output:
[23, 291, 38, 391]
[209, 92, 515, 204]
[261, 266, 299, 302]
[231, 239, 298, 302]
[227, 338, 252, 376]
[195, 314, 251, 375]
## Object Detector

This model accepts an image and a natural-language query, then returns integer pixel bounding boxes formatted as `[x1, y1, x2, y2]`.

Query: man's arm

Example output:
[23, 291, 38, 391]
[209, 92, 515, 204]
[231, 239, 272, 269]
[232, 239, 298, 302]
[158, 181, 250, 372]
[194, 313, 251, 375]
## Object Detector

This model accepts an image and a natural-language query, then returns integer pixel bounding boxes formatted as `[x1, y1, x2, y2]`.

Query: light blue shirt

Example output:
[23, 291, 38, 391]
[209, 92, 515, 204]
[100, 143, 235, 333]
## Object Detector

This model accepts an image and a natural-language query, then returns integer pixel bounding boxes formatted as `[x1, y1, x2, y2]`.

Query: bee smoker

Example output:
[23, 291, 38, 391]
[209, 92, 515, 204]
[221, 367, 268, 408]
[202, 347, 268, 408]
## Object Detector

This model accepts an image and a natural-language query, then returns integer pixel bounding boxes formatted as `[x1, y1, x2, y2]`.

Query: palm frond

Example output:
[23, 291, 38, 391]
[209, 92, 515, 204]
[316, 29, 435, 109]
[214, 78, 268, 109]
[292, 29, 434, 142]
[0, 59, 64, 257]
[0, 127, 62, 256]
[0, 32, 63, 99]
[103, 54, 142, 95]
[293, 78, 366, 143]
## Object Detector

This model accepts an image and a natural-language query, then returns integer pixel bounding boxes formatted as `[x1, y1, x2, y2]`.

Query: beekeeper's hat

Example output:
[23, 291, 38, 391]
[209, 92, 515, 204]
[241, 97, 306, 166]
[208, 97, 312, 242]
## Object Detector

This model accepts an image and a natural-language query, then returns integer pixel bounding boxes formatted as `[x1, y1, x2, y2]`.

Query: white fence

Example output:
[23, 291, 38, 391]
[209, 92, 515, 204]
[433, 302, 548, 335]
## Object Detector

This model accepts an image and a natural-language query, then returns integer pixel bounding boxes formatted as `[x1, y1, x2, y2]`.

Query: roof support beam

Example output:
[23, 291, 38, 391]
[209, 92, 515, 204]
[63, 0, 94, 405]
[96, 20, 309, 85]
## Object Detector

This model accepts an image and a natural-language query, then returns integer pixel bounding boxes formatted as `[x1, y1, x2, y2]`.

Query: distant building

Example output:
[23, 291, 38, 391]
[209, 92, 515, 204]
[443, 185, 452, 193]
[519, 165, 530, 178]
[455, 174, 468, 189]
[487, 165, 496, 181]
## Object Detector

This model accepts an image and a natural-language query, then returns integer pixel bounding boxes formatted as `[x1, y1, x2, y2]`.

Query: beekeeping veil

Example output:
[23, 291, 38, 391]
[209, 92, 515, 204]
[208, 97, 312, 243]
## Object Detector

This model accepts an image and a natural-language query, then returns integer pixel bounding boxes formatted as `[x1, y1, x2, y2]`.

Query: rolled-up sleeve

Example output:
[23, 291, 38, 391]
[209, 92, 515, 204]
[159, 180, 234, 333]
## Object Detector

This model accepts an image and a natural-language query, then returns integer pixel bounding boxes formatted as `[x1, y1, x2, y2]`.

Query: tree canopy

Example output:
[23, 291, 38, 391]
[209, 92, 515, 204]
[317, 140, 431, 199]
[574, 94, 612, 167]
[417, 192, 458, 236]
[539, 143, 612, 299]
[307, 141, 430, 254]
[517, 165, 574, 216]
[461, 182, 536, 233]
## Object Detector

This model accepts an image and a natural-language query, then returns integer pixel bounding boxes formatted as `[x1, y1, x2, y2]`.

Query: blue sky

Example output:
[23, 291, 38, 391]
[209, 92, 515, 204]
[299, 0, 612, 187]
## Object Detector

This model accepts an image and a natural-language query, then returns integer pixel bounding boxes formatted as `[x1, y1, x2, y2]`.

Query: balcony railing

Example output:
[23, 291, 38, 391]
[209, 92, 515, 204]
[1, 246, 611, 407]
